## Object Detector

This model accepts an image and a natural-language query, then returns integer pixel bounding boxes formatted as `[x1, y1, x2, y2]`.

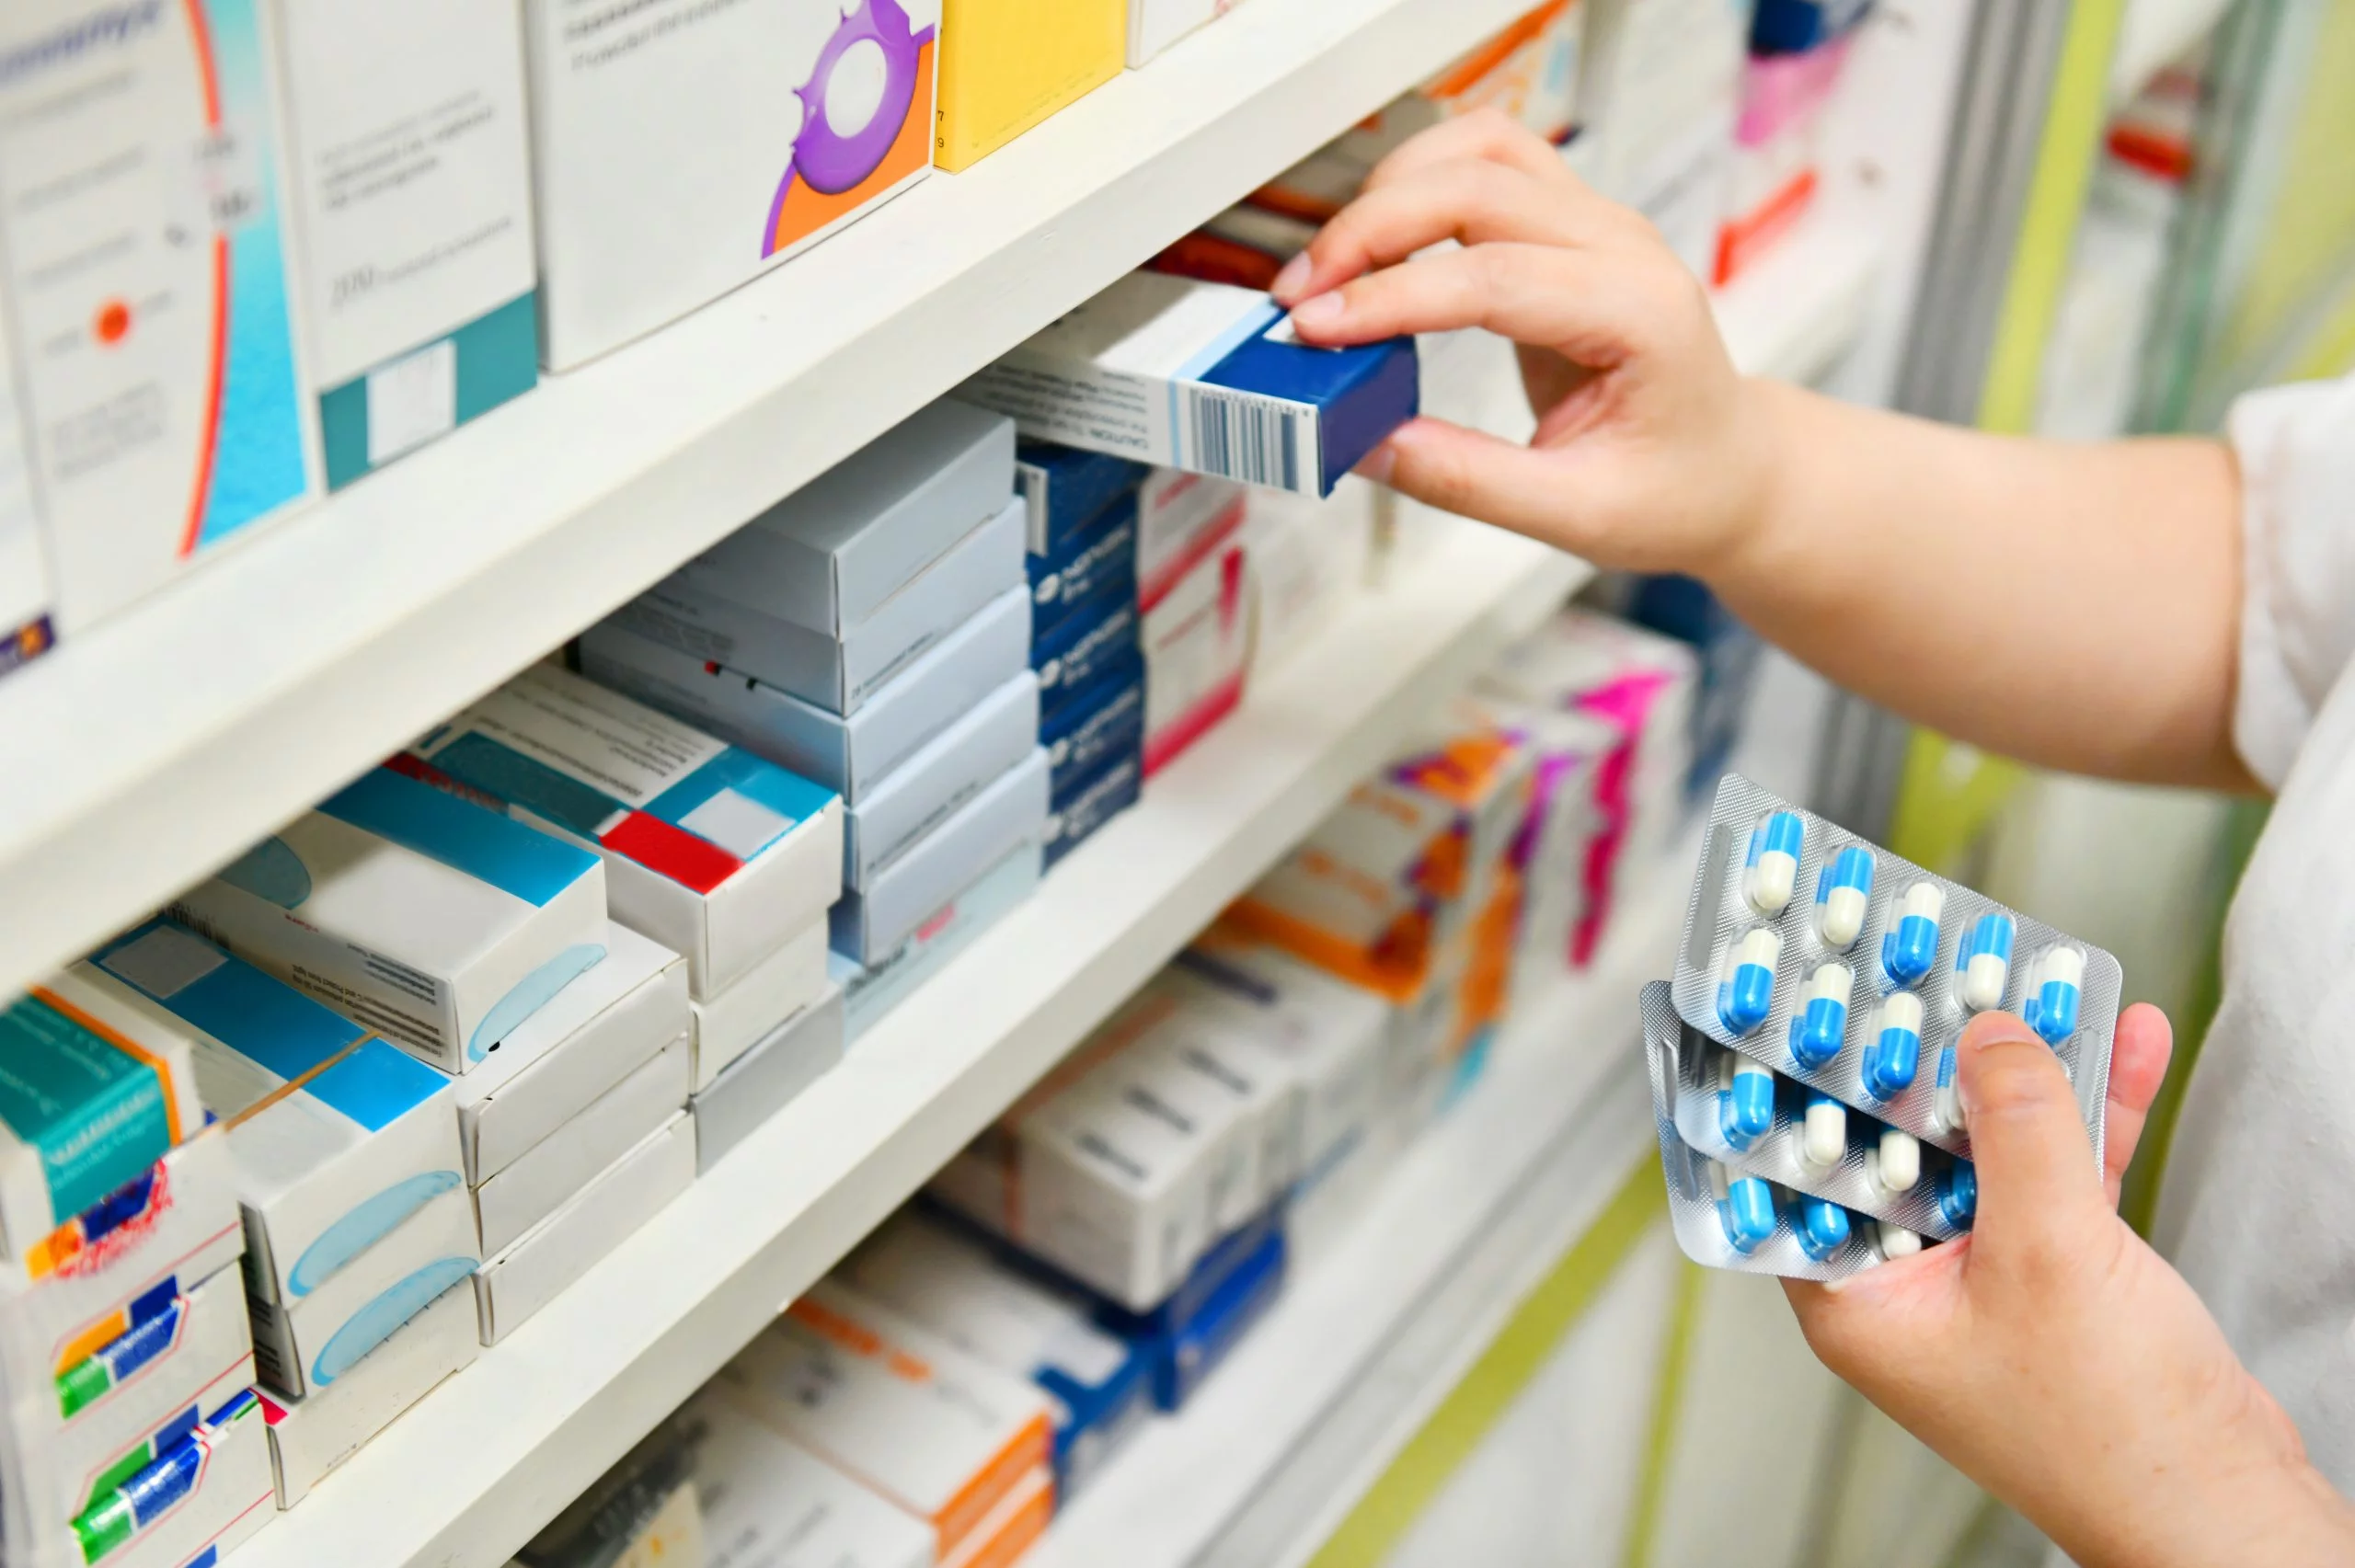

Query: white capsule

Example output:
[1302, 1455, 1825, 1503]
[1876, 1222, 1923, 1260]
[1801, 1095, 1846, 1170]
[1901, 882, 1946, 922]
[1936, 1078, 1966, 1135]
[2039, 945, 2085, 990]
[1877, 1128, 1921, 1194]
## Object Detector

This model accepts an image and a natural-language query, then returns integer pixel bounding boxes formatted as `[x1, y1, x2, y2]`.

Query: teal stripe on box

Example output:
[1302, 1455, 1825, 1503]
[322, 768, 598, 909]
[0, 995, 172, 1226]
[644, 749, 836, 841]
[319, 292, 541, 490]
[427, 732, 626, 841]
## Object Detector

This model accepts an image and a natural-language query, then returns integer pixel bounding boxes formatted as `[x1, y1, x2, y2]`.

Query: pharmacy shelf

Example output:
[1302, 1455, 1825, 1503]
[1029, 864, 1680, 1568]
[2110, 0, 2234, 104]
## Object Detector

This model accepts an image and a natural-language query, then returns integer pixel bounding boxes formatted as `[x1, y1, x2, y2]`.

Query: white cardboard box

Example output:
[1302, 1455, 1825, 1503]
[81, 1386, 275, 1568]
[408, 665, 843, 1001]
[472, 1038, 688, 1257]
[167, 769, 608, 1076]
[473, 1114, 695, 1345]
[268, 0, 539, 488]
[258, 1277, 477, 1508]
[1142, 521, 1251, 776]
[247, 1185, 477, 1402]
[693, 989, 845, 1173]
[456, 922, 689, 1185]
[682, 1388, 932, 1568]
[525, 0, 942, 368]
[1129, 0, 1246, 65]
[689, 923, 830, 1093]
[829, 748, 1048, 965]
[844, 671, 1039, 892]
[831, 841, 1042, 1042]
[85, 921, 464, 1313]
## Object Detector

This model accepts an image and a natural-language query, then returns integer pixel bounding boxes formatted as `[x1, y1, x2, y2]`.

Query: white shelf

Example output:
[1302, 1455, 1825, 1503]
[1028, 863, 1680, 1568]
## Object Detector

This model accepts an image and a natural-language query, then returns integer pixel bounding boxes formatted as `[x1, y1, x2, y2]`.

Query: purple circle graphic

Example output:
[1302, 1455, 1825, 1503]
[793, 0, 922, 196]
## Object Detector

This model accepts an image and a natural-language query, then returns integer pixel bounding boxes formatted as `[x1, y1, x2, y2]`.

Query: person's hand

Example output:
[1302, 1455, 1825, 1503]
[1269, 109, 1778, 576]
[1788, 1006, 2355, 1568]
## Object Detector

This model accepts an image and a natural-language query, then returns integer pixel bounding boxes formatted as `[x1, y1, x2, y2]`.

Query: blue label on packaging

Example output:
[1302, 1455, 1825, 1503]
[1036, 598, 1139, 712]
[320, 768, 599, 908]
[1043, 662, 1145, 796]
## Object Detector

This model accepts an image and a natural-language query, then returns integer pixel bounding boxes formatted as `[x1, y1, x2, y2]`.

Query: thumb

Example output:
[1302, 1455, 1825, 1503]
[1955, 1011, 2108, 1253]
[1363, 418, 1595, 547]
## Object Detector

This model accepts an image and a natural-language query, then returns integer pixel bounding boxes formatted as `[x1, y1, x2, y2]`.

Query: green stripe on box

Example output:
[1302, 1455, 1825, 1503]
[319, 292, 541, 489]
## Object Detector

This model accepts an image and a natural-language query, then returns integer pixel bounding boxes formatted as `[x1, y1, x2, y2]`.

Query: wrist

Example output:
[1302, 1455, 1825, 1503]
[1696, 376, 1810, 589]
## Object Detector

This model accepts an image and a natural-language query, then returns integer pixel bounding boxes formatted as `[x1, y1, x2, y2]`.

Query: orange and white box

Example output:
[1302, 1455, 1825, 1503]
[712, 1281, 1052, 1563]
[1338, 0, 1584, 163]
[684, 1387, 931, 1568]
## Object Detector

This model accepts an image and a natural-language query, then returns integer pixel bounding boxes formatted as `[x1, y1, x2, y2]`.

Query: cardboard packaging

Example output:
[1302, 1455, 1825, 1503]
[0, 977, 206, 1262]
[1043, 748, 1141, 871]
[1137, 1216, 1282, 1410]
[1142, 522, 1250, 776]
[473, 1114, 694, 1345]
[1016, 441, 1144, 559]
[524, 0, 941, 368]
[1715, 22, 1861, 285]
[1035, 594, 1139, 720]
[246, 1184, 477, 1401]
[258, 1278, 477, 1507]
[1338, 1, 1584, 163]
[68, 1387, 273, 1568]
[583, 587, 1030, 805]
[681, 1389, 932, 1568]
[844, 672, 1039, 891]
[514, 1411, 703, 1568]
[167, 769, 609, 1076]
[941, 1464, 1050, 1568]
[85, 921, 465, 1314]
[830, 841, 1042, 1042]
[829, 749, 1048, 965]
[713, 1280, 1053, 1560]
[0, 0, 316, 635]
[961, 273, 1417, 498]
[1043, 660, 1145, 799]
[689, 923, 830, 1093]
[268, 0, 538, 487]
[1129, 0, 1246, 66]
[1028, 496, 1137, 644]
[692, 989, 845, 1173]
[405, 664, 843, 1001]
[471, 1039, 687, 1257]
[1136, 467, 1242, 615]
[934, 0, 1122, 170]
[454, 922, 689, 1184]
[1242, 480, 1374, 675]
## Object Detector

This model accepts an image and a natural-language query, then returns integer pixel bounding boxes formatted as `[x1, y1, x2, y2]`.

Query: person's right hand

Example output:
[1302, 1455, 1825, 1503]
[1271, 109, 1781, 577]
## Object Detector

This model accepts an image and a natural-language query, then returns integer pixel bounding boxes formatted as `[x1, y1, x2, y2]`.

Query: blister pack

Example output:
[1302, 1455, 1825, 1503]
[1644, 982, 1974, 1244]
[1672, 775, 2121, 1162]
[1647, 987, 1925, 1280]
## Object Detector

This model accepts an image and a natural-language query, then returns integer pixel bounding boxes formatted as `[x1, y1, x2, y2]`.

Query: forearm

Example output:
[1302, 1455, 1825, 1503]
[1709, 381, 2251, 790]
[2039, 1445, 2355, 1568]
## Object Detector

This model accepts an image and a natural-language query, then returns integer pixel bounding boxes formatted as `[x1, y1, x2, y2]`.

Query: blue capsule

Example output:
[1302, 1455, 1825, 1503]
[1879, 880, 1944, 988]
[1955, 911, 2016, 1013]
[1861, 992, 1924, 1102]
[1796, 1196, 1851, 1261]
[1813, 845, 1875, 949]
[1743, 811, 1806, 917]
[2021, 945, 2085, 1046]
[1719, 1053, 1775, 1152]
[1717, 929, 1782, 1036]
[1938, 1162, 1978, 1230]
[1714, 1165, 1777, 1255]
[1786, 961, 1852, 1070]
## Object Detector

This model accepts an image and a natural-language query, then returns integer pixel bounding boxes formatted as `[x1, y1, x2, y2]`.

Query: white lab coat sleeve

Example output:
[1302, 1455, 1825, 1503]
[2230, 372, 2355, 790]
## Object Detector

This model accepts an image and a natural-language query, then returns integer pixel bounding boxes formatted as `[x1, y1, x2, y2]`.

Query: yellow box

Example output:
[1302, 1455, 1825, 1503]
[936, 0, 1126, 171]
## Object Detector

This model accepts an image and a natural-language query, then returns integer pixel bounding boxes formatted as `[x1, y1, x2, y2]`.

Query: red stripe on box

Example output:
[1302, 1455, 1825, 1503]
[601, 811, 741, 895]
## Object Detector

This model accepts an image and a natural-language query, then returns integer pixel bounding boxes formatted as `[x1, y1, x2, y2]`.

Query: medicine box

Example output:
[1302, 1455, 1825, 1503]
[472, 1038, 687, 1257]
[247, 1184, 476, 1401]
[714, 1279, 1053, 1560]
[615, 496, 1024, 718]
[693, 988, 846, 1173]
[524, 0, 941, 369]
[690, 923, 829, 1093]
[831, 840, 1042, 1042]
[1044, 661, 1146, 799]
[582, 586, 1032, 804]
[1043, 748, 1142, 871]
[830, 748, 1049, 964]
[835, 1210, 1149, 1497]
[474, 1113, 694, 1345]
[1136, 466, 1240, 606]
[1143, 525, 1251, 776]
[1338, 0, 1583, 164]
[6, 1135, 242, 1400]
[960, 271, 1418, 498]
[1028, 494, 1137, 642]
[168, 768, 609, 1077]
[70, 1386, 273, 1568]
[844, 671, 1039, 891]
[454, 921, 689, 1185]
[934, 0, 1122, 170]
[1140, 1214, 1283, 1410]
[0, 0, 318, 636]
[258, 1276, 476, 1507]
[943, 1464, 1051, 1568]
[1036, 595, 1140, 719]
[267, 0, 538, 489]
[83, 921, 463, 1314]
[0, 974, 206, 1260]
[0, 313, 52, 681]
[405, 664, 842, 1001]
[681, 1388, 933, 1568]
[1017, 441, 1145, 558]
[1243, 480, 1374, 674]
[1129, 0, 1246, 66]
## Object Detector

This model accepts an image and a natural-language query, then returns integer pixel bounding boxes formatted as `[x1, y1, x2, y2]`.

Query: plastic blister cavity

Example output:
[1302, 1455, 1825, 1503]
[1673, 774, 2121, 1162]
[1646, 983, 1971, 1243]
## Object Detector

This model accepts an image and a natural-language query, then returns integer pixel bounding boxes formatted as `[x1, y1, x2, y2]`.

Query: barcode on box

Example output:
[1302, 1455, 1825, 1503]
[1186, 388, 1305, 491]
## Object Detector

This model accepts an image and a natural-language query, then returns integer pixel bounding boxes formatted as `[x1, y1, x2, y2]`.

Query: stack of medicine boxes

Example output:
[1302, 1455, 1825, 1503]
[1017, 442, 1147, 870]
[77, 920, 477, 1512]
[1136, 468, 1257, 777]
[398, 662, 845, 1186]
[0, 975, 271, 1567]
[580, 400, 1049, 1044]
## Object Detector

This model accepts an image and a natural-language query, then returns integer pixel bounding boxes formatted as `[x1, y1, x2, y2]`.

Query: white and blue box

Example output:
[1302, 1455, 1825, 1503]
[1044, 750, 1141, 871]
[1043, 661, 1146, 800]
[844, 671, 1039, 892]
[1017, 440, 1144, 559]
[831, 750, 1050, 965]
[1035, 593, 1140, 721]
[1028, 494, 1137, 642]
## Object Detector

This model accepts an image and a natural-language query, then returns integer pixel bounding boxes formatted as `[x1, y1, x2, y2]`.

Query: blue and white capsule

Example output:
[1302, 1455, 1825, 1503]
[1861, 991, 1924, 1103]
[1786, 961, 1854, 1070]
[1812, 844, 1875, 949]
[1719, 1052, 1775, 1152]
[2021, 945, 2085, 1047]
[1938, 1162, 1978, 1230]
[1955, 910, 2015, 1013]
[1709, 1161, 1776, 1255]
[1800, 1091, 1847, 1170]
[1742, 810, 1806, 917]
[1796, 1196, 1852, 1261]
[1872, 1127, 1921, 1195]
[1717, 928, 1782, 1036]
[1876, 1221, 1923, 1260]
[1934, 1044, 1965, 1134]
[1879, 880, 1945, 989]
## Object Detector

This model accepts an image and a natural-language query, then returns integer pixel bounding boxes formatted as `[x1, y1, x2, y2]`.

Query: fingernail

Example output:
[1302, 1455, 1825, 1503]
[1291, 291, 1345, 332]
[1353, 441, 1396, 486]
[1270, 252, 1313, 302]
